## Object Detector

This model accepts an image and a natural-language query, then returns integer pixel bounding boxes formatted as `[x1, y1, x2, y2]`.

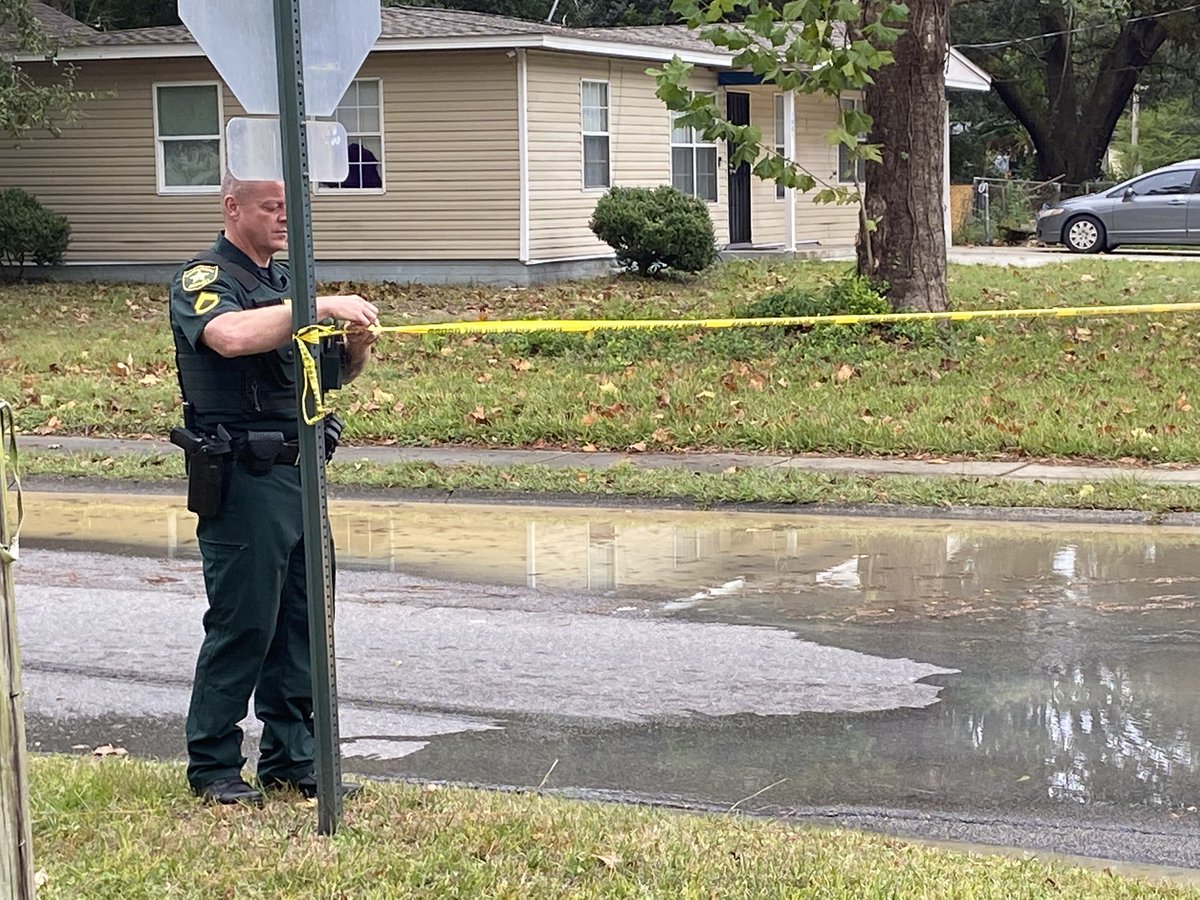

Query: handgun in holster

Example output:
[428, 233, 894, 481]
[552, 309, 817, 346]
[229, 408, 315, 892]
[170, 418, 233, 517]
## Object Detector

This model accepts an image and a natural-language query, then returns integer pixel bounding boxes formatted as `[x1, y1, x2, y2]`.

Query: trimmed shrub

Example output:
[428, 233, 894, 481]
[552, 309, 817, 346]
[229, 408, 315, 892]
[731, 273, 892, 354]
[737, 274, 890, 321]
[589, 185, 717, 278]
[0, 188, 71, 278]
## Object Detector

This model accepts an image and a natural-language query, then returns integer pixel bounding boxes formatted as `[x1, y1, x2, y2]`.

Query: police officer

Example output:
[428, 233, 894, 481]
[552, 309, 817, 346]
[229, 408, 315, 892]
[169, 175, 379, 805]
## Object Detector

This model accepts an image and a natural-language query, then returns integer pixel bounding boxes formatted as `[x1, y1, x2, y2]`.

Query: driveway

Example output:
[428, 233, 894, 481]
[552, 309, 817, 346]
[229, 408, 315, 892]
[950, 245, 1200, 266]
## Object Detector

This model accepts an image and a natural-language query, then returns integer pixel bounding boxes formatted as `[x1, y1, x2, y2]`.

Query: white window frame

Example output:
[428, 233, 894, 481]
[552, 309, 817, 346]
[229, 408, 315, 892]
[838, 97, 867, 186]
[316, 77, 386, 195]
[153, 81, 223, 196]
[669, 91, 719, 204]
[774, 93, 787, 201]
[581, 79, 611, 191]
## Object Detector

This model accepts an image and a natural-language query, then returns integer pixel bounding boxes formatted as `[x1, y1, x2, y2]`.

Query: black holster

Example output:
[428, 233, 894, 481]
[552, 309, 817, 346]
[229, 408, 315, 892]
[170, 425, 233, 517]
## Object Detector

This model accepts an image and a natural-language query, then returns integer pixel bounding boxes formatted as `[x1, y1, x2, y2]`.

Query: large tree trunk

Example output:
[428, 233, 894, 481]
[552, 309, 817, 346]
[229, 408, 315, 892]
[857, 0, 949, 312]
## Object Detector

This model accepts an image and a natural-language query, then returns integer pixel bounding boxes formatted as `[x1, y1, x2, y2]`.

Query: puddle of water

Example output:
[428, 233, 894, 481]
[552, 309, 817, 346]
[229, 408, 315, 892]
[19, 490, 1200, 838]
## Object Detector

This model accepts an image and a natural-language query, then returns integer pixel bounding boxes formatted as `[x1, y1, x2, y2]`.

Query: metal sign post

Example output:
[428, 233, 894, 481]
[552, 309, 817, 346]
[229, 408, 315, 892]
[271, 0, 341, 836]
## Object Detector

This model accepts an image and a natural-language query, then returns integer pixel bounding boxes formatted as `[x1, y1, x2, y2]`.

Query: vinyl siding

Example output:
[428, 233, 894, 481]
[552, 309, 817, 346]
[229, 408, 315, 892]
[0, 51, 520, 264]
[526, 50, 728, 261]
[792, 92, 859, 246]
[716, 86, 859, 249]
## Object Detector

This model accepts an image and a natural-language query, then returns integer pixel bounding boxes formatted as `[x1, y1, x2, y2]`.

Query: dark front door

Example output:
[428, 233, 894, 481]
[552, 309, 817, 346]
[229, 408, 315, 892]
[726, 91, 752, 246]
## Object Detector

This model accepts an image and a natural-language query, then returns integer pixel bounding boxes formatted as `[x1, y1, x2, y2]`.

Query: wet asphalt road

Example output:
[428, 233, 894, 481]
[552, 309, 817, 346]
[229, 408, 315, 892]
[13, 492, 1200, 875]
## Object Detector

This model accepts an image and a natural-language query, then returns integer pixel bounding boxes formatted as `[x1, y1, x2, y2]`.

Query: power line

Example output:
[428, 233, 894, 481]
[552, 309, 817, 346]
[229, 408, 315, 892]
[957, 4, 1200, 51]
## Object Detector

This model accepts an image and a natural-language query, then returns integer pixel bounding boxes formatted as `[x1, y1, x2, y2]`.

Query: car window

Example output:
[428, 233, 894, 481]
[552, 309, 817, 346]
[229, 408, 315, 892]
[1128, 170, 1197, 196]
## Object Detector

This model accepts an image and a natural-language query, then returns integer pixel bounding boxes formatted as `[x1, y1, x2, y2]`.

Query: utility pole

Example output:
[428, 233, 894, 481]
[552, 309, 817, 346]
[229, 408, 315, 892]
[1130, 84, 1145, 175]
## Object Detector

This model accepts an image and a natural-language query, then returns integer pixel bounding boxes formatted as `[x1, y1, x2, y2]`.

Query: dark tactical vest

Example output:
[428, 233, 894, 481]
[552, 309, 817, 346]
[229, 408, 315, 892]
[173, 249, 298, 429]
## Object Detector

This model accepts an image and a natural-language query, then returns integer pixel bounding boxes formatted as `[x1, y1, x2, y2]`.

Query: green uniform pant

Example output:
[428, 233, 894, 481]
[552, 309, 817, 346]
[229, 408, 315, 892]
[186, 460, 324, 790]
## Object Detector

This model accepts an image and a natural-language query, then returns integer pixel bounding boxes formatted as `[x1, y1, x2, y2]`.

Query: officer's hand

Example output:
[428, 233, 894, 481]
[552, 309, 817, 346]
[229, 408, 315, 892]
[316, 294, 379, 327]
[345, 324, 380, 349]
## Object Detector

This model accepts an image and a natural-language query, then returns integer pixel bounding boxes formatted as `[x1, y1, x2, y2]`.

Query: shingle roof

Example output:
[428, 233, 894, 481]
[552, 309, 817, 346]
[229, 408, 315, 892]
[29, 2, 737, 62]
[379, 5, 560, 39]
[574, 24, 735, 57]
[1, 1, 95, 49]
[28, 0, 95, 40]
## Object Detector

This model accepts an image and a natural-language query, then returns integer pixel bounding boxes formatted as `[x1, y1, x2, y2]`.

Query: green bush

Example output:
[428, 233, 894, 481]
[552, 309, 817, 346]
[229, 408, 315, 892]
[589, 185, 717, 278]
[733, 274, 892, 355]
[0, 188, 70, 277]
[738, 274, 890, 320]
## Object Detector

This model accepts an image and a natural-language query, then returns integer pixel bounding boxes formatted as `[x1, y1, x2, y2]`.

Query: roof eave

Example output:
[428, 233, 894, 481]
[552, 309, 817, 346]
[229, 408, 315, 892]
[15, 31, 736, 67]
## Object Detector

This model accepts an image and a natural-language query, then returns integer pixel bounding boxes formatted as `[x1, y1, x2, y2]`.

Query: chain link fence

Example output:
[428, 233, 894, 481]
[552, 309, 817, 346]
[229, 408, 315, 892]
[957, 177, 1118, 246]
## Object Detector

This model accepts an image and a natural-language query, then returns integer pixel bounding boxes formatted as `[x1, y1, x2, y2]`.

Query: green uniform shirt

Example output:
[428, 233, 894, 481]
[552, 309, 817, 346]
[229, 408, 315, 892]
[169, 234, 299, 439]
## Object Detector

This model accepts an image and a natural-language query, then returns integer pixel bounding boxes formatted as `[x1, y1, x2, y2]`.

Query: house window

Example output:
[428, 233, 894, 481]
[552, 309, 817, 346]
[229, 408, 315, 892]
[774, 94, 787, 200]
[671, 99, 718, 202]
[154, 83, 222, 193]
[322, 79, 384, 191]
[582, 80, 610, 189]
[838, 97, 867, 185]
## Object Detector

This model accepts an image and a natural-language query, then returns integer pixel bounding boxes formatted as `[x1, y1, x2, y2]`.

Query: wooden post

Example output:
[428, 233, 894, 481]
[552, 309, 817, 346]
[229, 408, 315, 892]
[0, 399, 35, 899]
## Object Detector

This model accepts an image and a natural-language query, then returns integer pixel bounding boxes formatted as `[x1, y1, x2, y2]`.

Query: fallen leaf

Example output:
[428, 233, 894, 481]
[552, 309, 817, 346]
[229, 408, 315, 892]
[651, 427, 670, 443]
[627, 441, 648, 453]
[581, 443, 598, 452]
[1078, 484, 1096, 499]
[696, 390, 716, 400]
[598, 382, 619, 394]
[93, 744, 128, 757]
[464, 406, 490, 425]
[835, 364, 855, 384]
[138, 373, 161, 386]
[594, 852, 622, 869]
[580, 412, 599, 427]
[722, 465, 740, 475]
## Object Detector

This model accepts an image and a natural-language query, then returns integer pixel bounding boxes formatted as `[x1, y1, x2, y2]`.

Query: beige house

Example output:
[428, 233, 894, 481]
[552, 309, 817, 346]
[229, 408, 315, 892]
[3, 3, 989, 283]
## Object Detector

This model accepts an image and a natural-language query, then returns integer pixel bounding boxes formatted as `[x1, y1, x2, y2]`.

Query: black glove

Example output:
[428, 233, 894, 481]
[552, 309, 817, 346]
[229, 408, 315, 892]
[323, 413, 344, 461]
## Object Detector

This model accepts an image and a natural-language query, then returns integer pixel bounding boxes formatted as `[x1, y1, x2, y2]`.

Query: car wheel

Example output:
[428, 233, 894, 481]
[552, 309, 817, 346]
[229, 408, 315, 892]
[1064, 215, 1105, 254]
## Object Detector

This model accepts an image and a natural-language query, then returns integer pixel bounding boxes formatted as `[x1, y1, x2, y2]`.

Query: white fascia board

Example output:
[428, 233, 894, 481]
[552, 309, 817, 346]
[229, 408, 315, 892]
[15, 42, 204, 61]
[540, 35, 733, 67]
[945, 47, 991, 92]
[373, 34, 544, 53]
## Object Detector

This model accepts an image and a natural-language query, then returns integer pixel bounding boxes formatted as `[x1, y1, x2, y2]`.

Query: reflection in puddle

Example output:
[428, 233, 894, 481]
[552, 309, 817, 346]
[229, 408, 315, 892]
[20, 491, 1200, 819]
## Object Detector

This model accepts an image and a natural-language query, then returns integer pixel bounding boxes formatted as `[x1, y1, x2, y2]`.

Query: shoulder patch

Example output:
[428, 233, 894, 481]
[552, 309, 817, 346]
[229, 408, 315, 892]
[182, 264, 219, 293]
[194, 291, 221, 315]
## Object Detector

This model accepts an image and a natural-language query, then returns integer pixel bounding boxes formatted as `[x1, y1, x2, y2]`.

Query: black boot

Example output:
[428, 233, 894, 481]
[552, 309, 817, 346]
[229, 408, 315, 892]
[262, 774, 362, 800]
[195, 777, 264, 807]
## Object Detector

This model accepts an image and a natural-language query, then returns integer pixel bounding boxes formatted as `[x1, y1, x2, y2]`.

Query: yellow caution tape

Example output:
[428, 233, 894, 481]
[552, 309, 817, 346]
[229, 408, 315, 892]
[294, 327, 335, 426]
[369, 300, 1200, 334]
[293, 300, 1200, 424]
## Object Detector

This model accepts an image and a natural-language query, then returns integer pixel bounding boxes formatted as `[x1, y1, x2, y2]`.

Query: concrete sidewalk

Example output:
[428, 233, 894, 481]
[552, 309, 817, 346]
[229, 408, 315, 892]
[16, 435, 1200, 486]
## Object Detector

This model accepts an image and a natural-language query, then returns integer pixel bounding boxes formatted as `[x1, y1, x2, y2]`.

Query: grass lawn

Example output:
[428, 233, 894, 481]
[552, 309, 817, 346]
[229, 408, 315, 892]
[3, 259, 1200, 464]
[17, 450, 1200, 516]
[29, 755, 1200, 899]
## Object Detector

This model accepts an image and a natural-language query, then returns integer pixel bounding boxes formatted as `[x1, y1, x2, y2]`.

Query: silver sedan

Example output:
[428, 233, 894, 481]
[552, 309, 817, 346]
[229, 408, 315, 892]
[1036, 159, 1200, 253]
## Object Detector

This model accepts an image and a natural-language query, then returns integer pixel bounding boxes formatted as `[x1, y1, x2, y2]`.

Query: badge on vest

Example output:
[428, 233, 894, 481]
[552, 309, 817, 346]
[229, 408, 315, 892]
[182, 264, 219, 293]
